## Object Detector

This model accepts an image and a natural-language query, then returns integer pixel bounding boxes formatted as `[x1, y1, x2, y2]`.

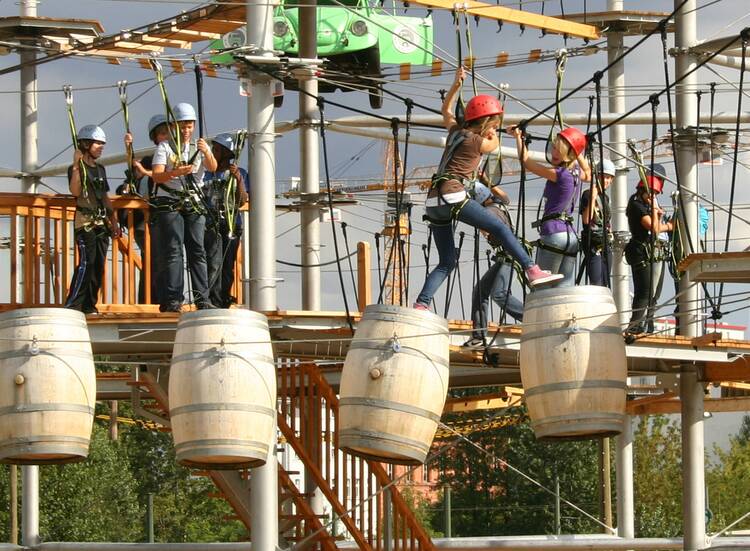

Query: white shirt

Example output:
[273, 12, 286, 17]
[152, 140, 205, 198]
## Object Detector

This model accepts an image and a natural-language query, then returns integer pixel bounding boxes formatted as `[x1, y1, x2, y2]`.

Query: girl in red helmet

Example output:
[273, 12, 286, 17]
[509, 125, 591, 288]
[414, 67, 562, 312]
[625, 170, 673, 334]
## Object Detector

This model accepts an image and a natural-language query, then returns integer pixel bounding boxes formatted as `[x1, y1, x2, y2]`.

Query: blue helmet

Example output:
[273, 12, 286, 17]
[473, 182, 492, 205]
[77, 124, 106, 143]
[212, 133, 235, 154]
[596, 158, 616, 177]
[148, 114, 168, 137]
[173, 102, 196, 122]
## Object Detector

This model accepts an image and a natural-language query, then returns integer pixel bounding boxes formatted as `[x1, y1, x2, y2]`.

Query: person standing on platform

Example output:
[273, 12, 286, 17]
[203, 133, 249, 308]
[464, 184, 524, 349]
[624, 170, 673, 335]
[579, 158, 614, 286]
[413, 67, 562, 312]
[509, 125, 591, 287]
[151, 103, 218, 312]
[65, 125, 121, 314]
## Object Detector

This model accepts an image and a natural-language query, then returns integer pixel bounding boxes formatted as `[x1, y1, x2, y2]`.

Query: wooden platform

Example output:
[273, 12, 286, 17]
[678, 251, 750, 283]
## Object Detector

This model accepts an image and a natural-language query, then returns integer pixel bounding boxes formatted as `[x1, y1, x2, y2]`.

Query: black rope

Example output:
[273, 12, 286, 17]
[594, 72, 611, 289]
[276, 251, 357, 268]
[374, 232, 383, 291]
[708, 82, 720, 320]
[318, 98, 354, 333]
[340, 222, 359, 299]
[717, 31, 749, 315]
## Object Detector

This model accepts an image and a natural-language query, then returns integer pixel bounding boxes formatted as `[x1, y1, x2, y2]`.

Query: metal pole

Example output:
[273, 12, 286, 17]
[20, 0, 38, 194]
[10, 465, 18, 544]
[109, 401, 118, 441]
[607, 0, 630, 327]
[246, 0, 279, 549]
[299, 0, 321, 312]
[554, 475, 561, 535]
[384, 490, 393, 551]
[146, 493, 155, 543]
[607, 0, 635, 539]
[599, 438, 613, 532]
[674, 2, 705, 549]
[443, 484, 452, 538]
[615, 417, 634, 538]
[21, 465, 39, 547]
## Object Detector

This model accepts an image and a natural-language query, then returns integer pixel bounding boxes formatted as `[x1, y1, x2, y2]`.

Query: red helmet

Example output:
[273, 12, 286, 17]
[639, 174, 664, 194]
[558, 127, 587, 157]
[464, 95, 503, 122]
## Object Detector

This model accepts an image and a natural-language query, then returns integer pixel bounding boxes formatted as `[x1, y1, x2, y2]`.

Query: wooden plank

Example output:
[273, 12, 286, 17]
[443, 391, 523, 412]
[53, 218, 61, 304]
[495, 52, 509, 67]
[431, 58, 442, 77]
[632, 396, 750, 415]
[399, 63, 411, 80]
[62, 208, 69, 300]
[33, 216, 40, 305]
[691, 332, 722, 347]
[44, 208, 51, 304]
[144, 210, 151, 304]
[127, 210, 135, 305]
[406, 0, 600, 39]
[678, 251, 750, 283]
[625, 391, 676, 415]
[111, 222, 118, 304]
[705, 357, 750, 382]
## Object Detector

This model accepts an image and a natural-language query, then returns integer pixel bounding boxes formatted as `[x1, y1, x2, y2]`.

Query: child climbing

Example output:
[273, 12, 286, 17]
[413, 67, 562, 312]
[509, 125, 591, 287]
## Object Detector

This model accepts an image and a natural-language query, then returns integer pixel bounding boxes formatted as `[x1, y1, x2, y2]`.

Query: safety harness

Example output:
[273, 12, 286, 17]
[531, 165, 581, 258]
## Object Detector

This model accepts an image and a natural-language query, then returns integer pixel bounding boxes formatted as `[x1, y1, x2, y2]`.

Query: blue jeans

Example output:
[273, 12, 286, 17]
[535, 231, 578, 288]
[416, 199, 533, 306]
[472, 258, 524, 340]
[152, 210, 209, 306]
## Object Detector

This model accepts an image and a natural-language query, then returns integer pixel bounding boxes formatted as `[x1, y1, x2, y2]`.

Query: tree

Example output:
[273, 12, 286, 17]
[430, 406, 601, 537]
[632, 415, 683, 537]
[706, 419, 750, 535]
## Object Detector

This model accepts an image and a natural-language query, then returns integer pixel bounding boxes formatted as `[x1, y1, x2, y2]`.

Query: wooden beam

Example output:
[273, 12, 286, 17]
[630, 396, 750, 415]
[357, 241, 371, 311]
[405, 0, 600, 39]
[691, 332, 723, 347]
[704, 357, 750, 383]
[625, 391, 676, 415]
[444, 390, 523, 413]
[678, 251, 750, 284]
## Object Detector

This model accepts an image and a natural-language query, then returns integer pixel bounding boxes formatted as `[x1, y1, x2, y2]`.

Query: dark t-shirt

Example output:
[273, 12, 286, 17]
[428, 126, 484, 201]
[579, 188, 610, 230]
[626, 192, 652, 243]
[68, 162, 109, 230]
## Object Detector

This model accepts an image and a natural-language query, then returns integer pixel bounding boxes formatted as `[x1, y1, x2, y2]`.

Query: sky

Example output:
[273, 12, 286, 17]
[0, 0, 748, 441]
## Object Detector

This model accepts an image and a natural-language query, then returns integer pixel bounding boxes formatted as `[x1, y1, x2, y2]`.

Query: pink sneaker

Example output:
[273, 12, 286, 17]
[412, 302, 430, 311]
[525, 265, 564, 287]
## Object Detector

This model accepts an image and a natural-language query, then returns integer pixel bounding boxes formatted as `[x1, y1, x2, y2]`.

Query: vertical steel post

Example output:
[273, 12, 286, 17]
[607, 0, 635, 539]
[146, 493, 155, 543]
[10, 465, 18, 544]
[20, 0, 38, 194]
[554, 475, 561, 535]
[299, 1, 321, 312]
[246, 0, 279, 549]
[21, 465, 39, 547]
[443, 484, 452, 538]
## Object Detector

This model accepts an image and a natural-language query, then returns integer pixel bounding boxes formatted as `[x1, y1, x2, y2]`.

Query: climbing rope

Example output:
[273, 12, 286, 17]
[544, 49, 568, 165]
[62, 85, 89, 198]
[117, 80, 138, 195]
[224, 129, 248, 239]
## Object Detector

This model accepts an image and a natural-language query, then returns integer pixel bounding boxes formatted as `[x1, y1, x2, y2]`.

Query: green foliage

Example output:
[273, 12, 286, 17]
[430, 407, 601, 537]
[398, 485, 443, 538]
[633, 415, 683, 537]
[707, 417, 750, 535]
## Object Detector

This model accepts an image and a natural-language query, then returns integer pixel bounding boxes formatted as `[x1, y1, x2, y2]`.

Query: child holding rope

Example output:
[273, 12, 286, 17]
[414, 67, 562, 312]
[509, 125, 591, 287]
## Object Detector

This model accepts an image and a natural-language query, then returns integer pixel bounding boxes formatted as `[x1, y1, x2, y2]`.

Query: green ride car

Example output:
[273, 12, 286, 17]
[211, 0, 433, 108]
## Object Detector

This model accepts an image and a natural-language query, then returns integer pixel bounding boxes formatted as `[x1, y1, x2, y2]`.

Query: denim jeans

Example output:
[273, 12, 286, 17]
[583, 246, 612, 287]
[535, 231, 579, 288]
[471, 259, 524, 340]
[152, 210, 209, 306]
[416, 199, 533, 306]
[65, 227, 109, 312]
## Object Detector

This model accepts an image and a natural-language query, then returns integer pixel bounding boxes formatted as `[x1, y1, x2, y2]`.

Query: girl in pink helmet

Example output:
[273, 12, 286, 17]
[509, 126, 591, 287]
[414, 67, 562, 313]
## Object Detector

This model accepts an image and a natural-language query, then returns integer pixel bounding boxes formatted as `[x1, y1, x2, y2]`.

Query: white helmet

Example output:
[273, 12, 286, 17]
[473, 182, 491, 205]
[77, 125, 106, 143]
[212, 133, 235, 154]
[173, 102, 196, 122]
[148, 114, 168, 137]
[596, 158, 616, 177]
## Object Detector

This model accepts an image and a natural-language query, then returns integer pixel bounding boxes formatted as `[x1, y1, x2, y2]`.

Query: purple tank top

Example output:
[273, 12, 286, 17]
[540, 165, 580, 236]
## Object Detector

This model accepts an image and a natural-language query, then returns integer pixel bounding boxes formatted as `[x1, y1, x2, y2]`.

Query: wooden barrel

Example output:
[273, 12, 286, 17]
[339, 305, 449, 465]
[520, 285, 627, 440]
[169, 309, 276, 469]
[0, 308, 95, 464]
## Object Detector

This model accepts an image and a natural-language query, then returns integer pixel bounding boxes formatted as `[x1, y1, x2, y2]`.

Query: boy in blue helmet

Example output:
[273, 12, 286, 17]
[203, 133, 249, 307]
[151, 102, 218, 312]
[65, 125, 121, 314]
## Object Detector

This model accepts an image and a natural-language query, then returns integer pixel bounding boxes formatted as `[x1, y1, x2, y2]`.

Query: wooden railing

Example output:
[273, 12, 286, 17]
[278, 362, 435, 551]
[0, 193, 244, 310]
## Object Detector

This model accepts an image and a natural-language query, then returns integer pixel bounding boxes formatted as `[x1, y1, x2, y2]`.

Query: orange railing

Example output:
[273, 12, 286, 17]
[0, 193, 244, 311]
[278, 362, 435, 551]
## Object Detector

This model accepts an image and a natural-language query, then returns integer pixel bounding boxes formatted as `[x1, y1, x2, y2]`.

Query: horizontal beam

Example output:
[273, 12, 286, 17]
[629, 396, 750, 415]
[406, 0, 599, 39]
[705, 357, 750, 382]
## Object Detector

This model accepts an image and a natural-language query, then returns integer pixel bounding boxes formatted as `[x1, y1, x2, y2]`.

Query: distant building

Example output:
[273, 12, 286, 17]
[653, 318, 747, 340]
